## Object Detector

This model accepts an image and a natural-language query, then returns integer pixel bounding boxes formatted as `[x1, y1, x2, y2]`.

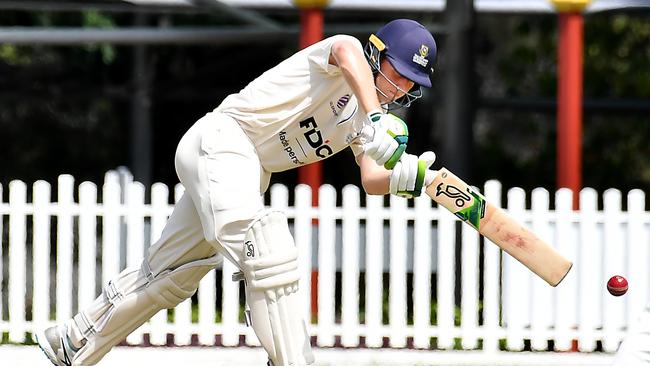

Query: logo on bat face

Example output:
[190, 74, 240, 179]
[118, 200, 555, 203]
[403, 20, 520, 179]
[435, 180, 486, 230]
[436, 182, 471, 208]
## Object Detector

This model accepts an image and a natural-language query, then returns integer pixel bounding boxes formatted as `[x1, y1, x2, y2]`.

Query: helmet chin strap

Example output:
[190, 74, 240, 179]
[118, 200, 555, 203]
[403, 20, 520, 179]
[373, 71, 422, 111]
[374, 87, 399, 113]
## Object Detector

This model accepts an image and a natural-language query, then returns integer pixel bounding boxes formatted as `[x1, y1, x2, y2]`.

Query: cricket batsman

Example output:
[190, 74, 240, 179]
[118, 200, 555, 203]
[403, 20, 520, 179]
[36, 19, 438, 366]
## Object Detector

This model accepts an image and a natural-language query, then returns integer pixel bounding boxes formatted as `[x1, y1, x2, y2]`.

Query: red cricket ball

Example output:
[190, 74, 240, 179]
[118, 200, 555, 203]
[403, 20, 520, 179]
[607, 275, 628, 297]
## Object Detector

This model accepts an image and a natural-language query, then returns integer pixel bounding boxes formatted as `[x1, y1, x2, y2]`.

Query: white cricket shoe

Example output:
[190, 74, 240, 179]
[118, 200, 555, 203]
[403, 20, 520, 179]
[35, 324, 79, 366]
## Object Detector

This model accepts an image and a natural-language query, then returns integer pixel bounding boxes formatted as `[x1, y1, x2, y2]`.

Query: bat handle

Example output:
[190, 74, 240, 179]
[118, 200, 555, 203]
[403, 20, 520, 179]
[425, 169, 439, 186]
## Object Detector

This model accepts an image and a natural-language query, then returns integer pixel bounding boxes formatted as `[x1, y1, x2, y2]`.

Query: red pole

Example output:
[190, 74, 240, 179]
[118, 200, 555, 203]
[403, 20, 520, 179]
[296, 5, 325, 320]
[556, 12, 583, 210]
[299, 8, 324, 50]
[297, 8, 324, 209]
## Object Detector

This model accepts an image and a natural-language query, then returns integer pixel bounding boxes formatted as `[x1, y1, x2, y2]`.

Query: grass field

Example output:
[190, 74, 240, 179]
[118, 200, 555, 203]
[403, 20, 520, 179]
[3, 345, 614, 366]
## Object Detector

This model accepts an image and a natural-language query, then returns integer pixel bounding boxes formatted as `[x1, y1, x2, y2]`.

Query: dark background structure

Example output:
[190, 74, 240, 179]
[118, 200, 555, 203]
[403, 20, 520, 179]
[1, 0, 649, 203]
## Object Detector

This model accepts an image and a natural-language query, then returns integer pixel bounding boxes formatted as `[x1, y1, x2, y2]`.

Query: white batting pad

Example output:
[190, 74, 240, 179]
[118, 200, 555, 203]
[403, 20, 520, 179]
[242, 210, 314, 366]
[72, 254, 220, 366]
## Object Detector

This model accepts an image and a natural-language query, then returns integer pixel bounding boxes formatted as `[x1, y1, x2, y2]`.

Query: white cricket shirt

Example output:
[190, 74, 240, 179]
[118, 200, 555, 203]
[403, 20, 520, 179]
[214, 35, 366, 173]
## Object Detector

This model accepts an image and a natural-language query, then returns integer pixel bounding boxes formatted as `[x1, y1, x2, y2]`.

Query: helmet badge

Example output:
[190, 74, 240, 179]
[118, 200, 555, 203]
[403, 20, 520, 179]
[412, 44, 429, 67]
[419, 45, 429, 57]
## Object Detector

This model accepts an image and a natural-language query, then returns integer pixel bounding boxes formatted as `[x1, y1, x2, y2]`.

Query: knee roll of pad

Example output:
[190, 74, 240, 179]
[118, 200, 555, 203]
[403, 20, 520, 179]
[145, 253, 221, 309]
[243, 210, 314, 366]
[244, 246, 300, 291]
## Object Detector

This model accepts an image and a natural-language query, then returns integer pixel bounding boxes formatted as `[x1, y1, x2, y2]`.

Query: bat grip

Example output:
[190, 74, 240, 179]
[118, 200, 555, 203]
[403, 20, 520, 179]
[425, 169, 439, 186]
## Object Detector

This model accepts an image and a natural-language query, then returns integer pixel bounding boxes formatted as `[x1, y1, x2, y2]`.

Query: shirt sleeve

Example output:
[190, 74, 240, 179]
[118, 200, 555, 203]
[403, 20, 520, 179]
[308, 35, 364, 76]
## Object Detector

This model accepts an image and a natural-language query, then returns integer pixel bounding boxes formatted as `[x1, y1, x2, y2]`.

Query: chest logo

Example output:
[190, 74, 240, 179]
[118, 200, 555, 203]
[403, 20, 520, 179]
[329, 93, 352, 117]
[299, 117, 333, 159]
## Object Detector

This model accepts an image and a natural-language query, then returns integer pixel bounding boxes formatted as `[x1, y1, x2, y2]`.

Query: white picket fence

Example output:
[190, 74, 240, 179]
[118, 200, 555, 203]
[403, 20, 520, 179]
[0, 171, 647, 355]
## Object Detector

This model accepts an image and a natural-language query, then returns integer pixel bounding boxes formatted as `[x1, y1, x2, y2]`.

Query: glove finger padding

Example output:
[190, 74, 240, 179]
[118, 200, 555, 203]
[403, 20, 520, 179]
[413, 151, 437, 193]
[402, 154, 417, 191]
[361, 113, 408, 169]
[389, 161, 402, 195]
[376, 138, 399, 166]
[390, 151, 437, 198]
[383, 140, 406, 169]
[362, 126, 397, 165]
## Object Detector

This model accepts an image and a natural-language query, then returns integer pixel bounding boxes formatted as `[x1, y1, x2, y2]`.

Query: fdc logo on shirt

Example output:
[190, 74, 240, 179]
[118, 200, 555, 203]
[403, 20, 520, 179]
[299, 117, 333, 158]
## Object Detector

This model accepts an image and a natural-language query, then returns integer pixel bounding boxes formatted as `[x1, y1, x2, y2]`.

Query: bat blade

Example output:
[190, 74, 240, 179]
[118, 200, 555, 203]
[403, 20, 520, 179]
[426, 168, 572, 287]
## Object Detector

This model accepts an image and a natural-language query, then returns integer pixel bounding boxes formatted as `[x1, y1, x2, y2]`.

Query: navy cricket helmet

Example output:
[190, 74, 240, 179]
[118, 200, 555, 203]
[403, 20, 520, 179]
[365, 19, 437, 108]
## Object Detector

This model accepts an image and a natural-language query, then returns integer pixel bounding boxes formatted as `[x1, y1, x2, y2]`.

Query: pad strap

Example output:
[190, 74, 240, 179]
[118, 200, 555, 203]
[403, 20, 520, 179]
[73, 312, 97, 339]
[103, 281, 124, 306]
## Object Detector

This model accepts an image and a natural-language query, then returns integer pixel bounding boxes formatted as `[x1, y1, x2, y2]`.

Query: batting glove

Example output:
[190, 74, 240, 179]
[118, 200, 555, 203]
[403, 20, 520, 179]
[390, 151, 437, 198]
[362, 111, 408, 169]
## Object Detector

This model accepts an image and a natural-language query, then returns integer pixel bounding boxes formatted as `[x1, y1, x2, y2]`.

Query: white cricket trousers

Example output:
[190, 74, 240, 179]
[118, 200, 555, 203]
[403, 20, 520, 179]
[175, 111, 270, 264]
[69, 112, 270, 365]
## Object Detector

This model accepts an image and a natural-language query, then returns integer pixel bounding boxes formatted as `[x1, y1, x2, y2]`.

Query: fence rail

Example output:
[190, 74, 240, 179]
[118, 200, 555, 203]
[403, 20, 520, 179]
[0, 171, 647, 354]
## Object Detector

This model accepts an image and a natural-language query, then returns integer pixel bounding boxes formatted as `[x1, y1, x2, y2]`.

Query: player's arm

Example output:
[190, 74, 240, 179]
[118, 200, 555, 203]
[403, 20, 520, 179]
[356, 150, 436, 197]
[328, 38, 381, 114]
[328, 38, 406, 169]
[357, 154, 390, 195]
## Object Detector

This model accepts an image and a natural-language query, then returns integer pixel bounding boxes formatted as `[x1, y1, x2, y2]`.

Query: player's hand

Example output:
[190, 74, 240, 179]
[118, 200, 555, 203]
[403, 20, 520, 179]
[390, 151, 436, 198]
[362, 112, 408, 169]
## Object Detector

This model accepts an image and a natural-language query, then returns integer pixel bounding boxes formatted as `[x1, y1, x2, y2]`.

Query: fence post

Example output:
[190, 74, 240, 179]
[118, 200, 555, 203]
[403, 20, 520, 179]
[341, 185, 361, 347]
[504, 187, 528, 351]
[102, 171, 122, 287]
[460, 196, 480, 350]
[578, 188, 599, 351]
[125, 181, 146, 345]
[293, 184, 313, 344]
[78, 182, 98, 315]
[554, 188, 577, 350]
[436, 200, 456, 349]
[531, 188, 553, 351]
[56, 175, 75, 325]
[8, 180, 27, 343]
[365, 193, 384, 348]
[602, 188, 624, 352]
[627, 190, 648, 331]
[171, 185, 193, 346]
[32, 181, 52, 334]
[412, 194, 432, 349]
[149, 182, 171, 345]
[389, 195, 408, 348]
[482, 180, 502, 352]
[316, 184, 336, 347]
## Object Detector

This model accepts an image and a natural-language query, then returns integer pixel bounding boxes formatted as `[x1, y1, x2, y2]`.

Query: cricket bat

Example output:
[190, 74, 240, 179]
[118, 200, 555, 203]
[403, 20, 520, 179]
[426, 168, 572, 287]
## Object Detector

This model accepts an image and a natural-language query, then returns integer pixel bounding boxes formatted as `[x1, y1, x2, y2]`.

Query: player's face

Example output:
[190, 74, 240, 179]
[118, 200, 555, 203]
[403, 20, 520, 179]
[375, 59, 416, 104]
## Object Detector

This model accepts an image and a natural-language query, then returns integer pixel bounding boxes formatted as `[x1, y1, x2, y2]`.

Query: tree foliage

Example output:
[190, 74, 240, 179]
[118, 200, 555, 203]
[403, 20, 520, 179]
[472, 12, 650, 195]
[0, 9, 648, 198]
